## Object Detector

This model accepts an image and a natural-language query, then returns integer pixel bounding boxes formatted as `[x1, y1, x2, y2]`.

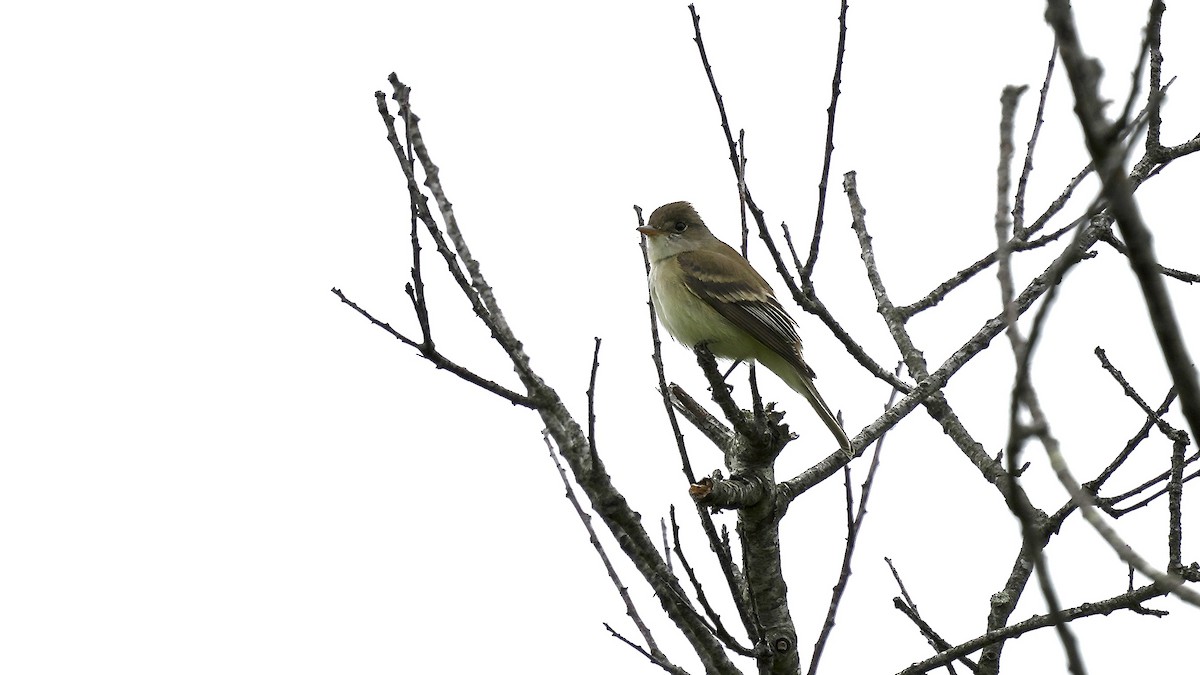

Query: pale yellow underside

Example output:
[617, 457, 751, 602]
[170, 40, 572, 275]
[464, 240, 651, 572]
[650, 256, 851, 452]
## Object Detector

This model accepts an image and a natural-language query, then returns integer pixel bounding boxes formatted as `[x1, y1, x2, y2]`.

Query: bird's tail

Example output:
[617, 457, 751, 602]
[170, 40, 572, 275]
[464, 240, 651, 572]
[758, 351, 852, 457]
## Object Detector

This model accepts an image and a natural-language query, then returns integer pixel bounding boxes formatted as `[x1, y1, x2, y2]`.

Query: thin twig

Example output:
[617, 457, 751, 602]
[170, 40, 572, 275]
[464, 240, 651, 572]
[892, 598, 977, 674]
[896, 583, 1167, 675]
[688, 3, 908, 397]
[587, 337, 602, 466]
[669, 507, 755, 657]
[1096, 229, 1200, 283]
[602, 623, 691, 675]
[662, 517, 673, 575]
[1041, 399, 1200, 606]
[331, 288, 535, 408]
[804, 0, 850, 278]
[738, 129, 749, 257]
[995, 85, 1028, 351]
[1102, 466, 1200, 517]
[1169, 435, 1186, 572]
[1084, 388, 1176, 495]
[1114, 0, 1159, 137]
[1013, 41, 1057, 238]
[1094, 347, 1183, 439]
[808, 363, 902, 675]
[544, 432, 668, 664]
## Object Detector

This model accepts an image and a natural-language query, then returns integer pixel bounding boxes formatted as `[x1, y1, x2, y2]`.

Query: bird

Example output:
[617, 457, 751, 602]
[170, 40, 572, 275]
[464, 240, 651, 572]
[638, 201, 852, 456]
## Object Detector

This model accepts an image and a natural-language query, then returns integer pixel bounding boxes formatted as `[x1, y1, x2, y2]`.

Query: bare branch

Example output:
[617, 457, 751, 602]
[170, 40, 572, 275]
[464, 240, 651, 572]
[1047, 0, 1200, 479]
[1084, 388, 1176, 497]
[544, 432, 669, 664]
[845, 172, 922, 378]
[804, 0, 850, 278]
[1101, 465, 1200, 518]
[662, 517, 673, 575]
[688, 4, 908, 396]
[587, 337, 602, 465]
[995, 85, 1029, 352]
[379, 82, 742, 672]
[1094, 347, 1184, 439]
[1169, 436, 1186, 573]
[669, 384, 734, 452]
[1142, 0, 1166, 152]
[809, 363, 902, 675]
[388, 78, 547, 396]
[738, 130, 750, 258]
[603, 623, 692, 675]
[782, 215, 1109, 502]
[331, 288, 536, 408]
[1043, 420, 1200, 606]
[896, 583, 1168, 675]
[892, 598, 976, 675]
[669, 506, 756, 656]
[887, 559, 980, 672]
[1013, 42, 1057, 238]
[1096, 229, 1200, 283]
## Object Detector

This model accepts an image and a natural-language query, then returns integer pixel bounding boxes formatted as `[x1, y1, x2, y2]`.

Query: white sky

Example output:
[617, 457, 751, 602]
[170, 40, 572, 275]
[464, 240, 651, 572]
[4, 2, 1199, 673]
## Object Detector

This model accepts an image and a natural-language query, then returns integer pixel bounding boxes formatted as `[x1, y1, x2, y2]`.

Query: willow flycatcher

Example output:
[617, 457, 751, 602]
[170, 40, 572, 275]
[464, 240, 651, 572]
[639, 201, 851, 455]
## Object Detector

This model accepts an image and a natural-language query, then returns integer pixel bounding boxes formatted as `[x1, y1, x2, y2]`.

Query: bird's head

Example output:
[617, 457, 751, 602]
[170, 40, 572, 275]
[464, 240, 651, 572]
[638, 201, 715, 258]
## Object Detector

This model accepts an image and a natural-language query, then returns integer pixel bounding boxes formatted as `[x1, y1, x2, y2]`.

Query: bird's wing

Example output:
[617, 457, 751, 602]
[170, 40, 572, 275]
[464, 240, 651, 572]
[675, 246, 816, 379]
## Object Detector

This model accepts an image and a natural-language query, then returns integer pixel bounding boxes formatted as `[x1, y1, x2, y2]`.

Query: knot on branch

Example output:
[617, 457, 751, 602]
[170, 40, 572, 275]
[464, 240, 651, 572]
[1089, 213, 1114, 232]
[1180, 562, 1200, 583]
[770, 634, 793, 654]
[689, 470, 769, 511]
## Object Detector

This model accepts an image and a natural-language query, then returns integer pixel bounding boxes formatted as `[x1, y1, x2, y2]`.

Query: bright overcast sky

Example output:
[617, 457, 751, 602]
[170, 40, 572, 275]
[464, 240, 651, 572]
[4, 2, 1199, 673]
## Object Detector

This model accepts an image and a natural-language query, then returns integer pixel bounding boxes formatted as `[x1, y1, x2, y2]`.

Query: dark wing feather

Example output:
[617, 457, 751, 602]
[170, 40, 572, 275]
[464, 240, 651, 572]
[675, 245, 816, 379]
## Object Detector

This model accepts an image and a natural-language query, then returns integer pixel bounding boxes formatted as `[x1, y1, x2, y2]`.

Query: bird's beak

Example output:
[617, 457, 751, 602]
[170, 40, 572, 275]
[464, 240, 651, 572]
[637, 226, 662, 237]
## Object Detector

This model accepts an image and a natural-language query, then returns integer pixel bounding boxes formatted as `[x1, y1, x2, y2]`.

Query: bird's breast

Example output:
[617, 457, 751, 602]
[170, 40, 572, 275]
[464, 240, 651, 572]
[649, 263, 759, 361]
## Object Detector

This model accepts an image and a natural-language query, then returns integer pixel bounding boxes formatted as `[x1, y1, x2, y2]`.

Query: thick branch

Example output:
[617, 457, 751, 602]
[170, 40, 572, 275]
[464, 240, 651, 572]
[1047, 0, 1200, 478]
[374, 80, 741, 673]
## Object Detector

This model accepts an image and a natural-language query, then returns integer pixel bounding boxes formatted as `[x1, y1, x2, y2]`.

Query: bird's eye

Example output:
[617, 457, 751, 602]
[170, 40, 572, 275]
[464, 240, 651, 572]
[671, 222, 688, 233]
